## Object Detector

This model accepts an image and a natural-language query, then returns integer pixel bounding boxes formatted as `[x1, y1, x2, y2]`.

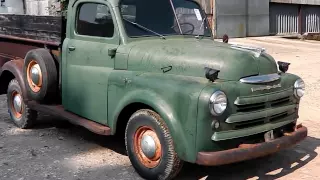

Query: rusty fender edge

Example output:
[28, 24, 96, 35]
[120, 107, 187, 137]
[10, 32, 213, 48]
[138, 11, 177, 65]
[196, 124, 308, 166]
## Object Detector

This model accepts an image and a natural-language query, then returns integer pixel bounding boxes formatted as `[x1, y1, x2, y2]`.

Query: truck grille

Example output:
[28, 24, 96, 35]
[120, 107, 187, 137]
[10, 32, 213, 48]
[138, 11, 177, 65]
[236, 96, 291, 112]
[233, 112, 289, 130]
[228, 88, 297, 130]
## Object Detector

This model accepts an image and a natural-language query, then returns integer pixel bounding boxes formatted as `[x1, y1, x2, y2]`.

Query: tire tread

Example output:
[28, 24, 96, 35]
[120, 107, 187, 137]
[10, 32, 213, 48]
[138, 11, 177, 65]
[7, 79, 38, 129]
[125, 109, 183, 180]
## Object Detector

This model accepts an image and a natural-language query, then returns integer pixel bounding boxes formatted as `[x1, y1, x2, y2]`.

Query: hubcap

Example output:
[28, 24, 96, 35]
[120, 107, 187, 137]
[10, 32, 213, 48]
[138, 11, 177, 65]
[30, 64, 41, 85]
[141, 135, 157, 159]
[11, 91, 23, 118]
[134, 126, 162, 168]
[13, 94, 22, 113]
[27, 60, 42, 92]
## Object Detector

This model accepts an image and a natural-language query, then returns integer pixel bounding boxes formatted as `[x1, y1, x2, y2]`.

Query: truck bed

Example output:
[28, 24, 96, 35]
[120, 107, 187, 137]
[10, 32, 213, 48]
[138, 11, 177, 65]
[0, 14, 64, 45]
[0, 14, 63, 64]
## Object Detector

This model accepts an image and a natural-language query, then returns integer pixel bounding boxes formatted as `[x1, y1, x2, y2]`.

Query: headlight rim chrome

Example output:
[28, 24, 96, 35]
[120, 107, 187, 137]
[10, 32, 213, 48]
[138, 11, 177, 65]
[209, 90, 227, 116]
[294, 78, 305, 99]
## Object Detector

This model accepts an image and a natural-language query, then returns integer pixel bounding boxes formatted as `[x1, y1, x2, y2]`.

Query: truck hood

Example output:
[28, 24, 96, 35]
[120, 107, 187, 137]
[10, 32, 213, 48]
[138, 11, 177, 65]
[123, 38, 278, 81]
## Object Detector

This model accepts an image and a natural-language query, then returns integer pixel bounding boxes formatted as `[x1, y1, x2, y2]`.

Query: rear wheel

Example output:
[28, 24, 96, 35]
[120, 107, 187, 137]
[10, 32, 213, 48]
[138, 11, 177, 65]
[7, 79, 38, 129]
[23, 49, 58, 103]
[125, 109, 183, 180]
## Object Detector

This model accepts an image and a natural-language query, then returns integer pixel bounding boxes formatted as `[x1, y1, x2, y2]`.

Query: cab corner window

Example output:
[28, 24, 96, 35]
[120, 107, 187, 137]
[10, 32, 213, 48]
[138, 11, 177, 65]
[76, 3, 114, 38]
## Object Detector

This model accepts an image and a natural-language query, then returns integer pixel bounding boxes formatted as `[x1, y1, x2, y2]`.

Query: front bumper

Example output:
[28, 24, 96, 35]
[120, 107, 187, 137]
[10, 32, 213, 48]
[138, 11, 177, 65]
[196, 124, 307, 166]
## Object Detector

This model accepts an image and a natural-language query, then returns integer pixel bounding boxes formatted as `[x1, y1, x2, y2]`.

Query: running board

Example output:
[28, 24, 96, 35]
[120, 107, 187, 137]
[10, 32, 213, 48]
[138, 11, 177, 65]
[27, 101, 111, 136]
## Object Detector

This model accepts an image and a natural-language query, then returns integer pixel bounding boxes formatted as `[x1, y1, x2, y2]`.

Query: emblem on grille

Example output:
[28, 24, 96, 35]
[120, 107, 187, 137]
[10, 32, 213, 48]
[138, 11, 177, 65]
[251, 84, 281, 92]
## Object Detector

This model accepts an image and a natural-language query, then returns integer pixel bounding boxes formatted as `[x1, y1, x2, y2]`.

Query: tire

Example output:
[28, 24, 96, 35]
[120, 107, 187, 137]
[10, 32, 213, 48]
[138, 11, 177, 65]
[23, 49, 58, 103]
[7, 79, 38, 129]
[125, 109, 183, 180]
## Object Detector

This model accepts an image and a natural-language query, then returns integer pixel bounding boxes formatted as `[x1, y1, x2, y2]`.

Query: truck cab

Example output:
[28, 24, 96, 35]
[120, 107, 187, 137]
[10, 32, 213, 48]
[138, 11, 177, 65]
[0, 0, 307, 179]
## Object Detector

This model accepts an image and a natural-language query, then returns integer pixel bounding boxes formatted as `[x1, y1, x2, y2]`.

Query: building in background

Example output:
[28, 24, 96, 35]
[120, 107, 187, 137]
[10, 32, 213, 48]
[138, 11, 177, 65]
[198, 0, 320, 38]
[0, 0, 24, 14]
[0, 0, 59, 15]
[1, 0, 319, 38]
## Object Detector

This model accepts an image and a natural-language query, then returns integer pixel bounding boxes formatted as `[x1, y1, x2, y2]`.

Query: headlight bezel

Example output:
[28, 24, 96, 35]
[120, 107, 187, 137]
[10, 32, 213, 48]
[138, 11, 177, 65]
[294, 78, 305, 99]
[209, 91, 227, 116]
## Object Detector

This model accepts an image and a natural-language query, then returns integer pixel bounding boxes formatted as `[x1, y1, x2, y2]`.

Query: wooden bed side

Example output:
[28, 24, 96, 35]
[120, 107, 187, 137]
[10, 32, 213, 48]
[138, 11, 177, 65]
[0, 14, 64, 45]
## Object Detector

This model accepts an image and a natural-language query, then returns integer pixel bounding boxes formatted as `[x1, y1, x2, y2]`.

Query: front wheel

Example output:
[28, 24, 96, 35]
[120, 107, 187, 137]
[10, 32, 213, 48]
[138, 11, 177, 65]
[7, 79, 38, 129]
[125, 109, 183, 180]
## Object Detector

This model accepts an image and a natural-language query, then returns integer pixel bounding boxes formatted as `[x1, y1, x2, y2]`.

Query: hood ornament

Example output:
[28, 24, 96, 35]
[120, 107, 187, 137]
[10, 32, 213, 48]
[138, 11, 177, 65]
[230, 44, 266, 58]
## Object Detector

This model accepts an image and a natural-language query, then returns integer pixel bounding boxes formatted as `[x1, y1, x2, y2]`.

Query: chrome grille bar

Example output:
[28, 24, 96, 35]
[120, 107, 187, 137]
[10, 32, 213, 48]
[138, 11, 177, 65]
[240, 73, 280, 84]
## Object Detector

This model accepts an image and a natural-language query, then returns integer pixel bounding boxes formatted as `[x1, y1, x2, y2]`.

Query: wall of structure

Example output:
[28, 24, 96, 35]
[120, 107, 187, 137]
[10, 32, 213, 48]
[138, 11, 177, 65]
[0, 0, 24, 14]
[0, 0, 59, 15]
[214, 0, 247, 38]
[247, 0, 269, 37]
[25, 0, 60, 15]
[25, 0, 49, 15]
[270, 0, 320, 5]
[214, 0, 269, 38]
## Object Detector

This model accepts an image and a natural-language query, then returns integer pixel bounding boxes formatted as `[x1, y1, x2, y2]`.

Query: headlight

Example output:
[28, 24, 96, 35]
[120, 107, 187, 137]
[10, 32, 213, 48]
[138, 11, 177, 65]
[294, 79, 305, 98]
[209, 91, 227, 116]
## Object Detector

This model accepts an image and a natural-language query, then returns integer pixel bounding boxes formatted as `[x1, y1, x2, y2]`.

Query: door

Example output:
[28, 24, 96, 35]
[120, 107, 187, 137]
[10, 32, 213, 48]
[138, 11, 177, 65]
[269, 3, 299, 35]
[62, 1, 120, 125]
[302, 5, 320, 33]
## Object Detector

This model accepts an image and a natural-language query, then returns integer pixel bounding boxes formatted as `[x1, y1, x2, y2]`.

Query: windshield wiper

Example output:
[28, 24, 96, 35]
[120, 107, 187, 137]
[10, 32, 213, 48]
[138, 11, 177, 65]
[123, 18, 166, 39]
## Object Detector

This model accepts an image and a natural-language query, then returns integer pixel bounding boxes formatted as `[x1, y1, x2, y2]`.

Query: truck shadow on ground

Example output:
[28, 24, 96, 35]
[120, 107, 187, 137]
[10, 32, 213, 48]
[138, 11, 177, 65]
[17, 116, 320, 180]
[33, 114, 128, 155]
[177, 136, 319, 180]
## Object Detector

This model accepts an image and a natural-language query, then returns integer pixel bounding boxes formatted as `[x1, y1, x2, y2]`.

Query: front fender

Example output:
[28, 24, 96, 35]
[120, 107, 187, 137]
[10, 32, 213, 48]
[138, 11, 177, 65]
[107, 72, 209, 162]
[0, 60, 27, 98]
[110, 89, 189, 156]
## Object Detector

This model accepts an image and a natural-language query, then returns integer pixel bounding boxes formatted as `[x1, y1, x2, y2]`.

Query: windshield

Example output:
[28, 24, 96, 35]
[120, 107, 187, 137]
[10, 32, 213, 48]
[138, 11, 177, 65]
[120, 0, 211, 37]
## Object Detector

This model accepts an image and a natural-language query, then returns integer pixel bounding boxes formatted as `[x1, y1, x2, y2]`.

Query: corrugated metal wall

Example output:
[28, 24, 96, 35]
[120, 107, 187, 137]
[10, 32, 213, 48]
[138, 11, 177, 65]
[212, 0, 269, 38]
[270, 3, 300, 35]
[302, 5, 320, 33]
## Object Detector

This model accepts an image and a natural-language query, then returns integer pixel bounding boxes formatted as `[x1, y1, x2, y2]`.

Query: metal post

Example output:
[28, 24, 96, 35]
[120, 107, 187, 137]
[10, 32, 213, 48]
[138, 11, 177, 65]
[298, 4, 302, 34]
[22, 0, 26, 14]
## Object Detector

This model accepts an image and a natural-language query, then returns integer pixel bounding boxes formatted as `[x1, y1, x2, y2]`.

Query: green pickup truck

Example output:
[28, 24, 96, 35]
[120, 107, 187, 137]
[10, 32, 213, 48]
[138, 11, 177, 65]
[0, 0, 308, 179]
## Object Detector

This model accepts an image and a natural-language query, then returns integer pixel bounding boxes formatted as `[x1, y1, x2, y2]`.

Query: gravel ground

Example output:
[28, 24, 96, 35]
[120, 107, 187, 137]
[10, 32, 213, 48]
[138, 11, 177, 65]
[0, 36, 319, 180]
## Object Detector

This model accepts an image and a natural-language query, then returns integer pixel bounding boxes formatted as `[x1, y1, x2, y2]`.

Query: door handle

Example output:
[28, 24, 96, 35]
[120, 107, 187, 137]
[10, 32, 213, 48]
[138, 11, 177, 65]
[68, 46, 76, 51]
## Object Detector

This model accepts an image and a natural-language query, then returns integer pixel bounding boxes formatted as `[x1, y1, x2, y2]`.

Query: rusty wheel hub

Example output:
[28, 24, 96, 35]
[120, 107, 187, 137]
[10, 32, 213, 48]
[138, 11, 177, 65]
[134, 126, 162, 168]
[27, 60, 42, 92]
[11, 91, 23, 118]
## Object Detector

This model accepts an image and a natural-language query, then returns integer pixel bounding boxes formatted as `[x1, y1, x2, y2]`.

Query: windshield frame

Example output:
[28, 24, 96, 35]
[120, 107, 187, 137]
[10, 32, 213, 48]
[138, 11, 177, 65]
[118, 0, 213, 39]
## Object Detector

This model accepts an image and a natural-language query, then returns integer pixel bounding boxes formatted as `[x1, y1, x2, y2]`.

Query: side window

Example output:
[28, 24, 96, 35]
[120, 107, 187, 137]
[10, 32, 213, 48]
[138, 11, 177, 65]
[76, 3, 114, 37]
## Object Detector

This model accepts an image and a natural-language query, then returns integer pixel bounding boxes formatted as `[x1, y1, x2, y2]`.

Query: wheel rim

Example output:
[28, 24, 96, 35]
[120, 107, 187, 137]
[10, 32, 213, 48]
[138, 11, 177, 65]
[11, 91, 23, 119]
[134, 126, 162, 168]
[26, 60, 42, 93]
